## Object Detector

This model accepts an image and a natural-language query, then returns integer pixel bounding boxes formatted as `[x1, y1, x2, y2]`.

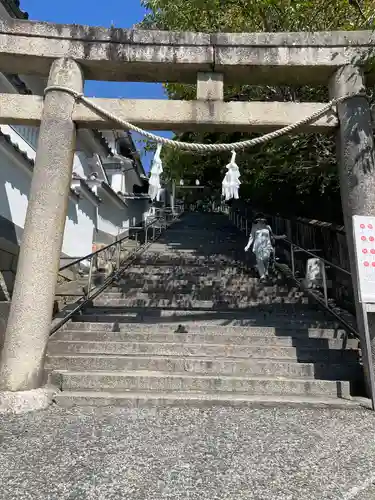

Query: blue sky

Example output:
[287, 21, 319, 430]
[21, 0, 172, 170]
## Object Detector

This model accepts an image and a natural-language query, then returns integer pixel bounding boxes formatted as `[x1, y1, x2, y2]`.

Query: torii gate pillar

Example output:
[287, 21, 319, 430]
[329, 65, 375, 394]
[0, 58, 83, 393]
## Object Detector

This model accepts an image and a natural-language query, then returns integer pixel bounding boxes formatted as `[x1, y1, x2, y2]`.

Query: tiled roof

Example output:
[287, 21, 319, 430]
[117, 132, 146, 178]
[86, 179, 128, 208]
[92, 130, 113, 157]
[71, 173, 101, 205]
[3, 73, 32, 95]
[0, 127, 34, 166]
[0, 129, 89, 202]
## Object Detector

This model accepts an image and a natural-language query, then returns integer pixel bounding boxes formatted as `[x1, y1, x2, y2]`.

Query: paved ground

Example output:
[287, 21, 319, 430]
[1, 405, 375, 499]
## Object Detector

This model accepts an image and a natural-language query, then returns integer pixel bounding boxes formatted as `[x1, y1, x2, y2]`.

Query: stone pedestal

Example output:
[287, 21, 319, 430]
[329, 65, 375, 396]
[0, 58, 83, 391]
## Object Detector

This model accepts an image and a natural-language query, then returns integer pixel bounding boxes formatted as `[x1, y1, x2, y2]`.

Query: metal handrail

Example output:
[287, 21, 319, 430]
[59, 221, 154, 272]
[51, 207, 183, 335]
[283, 238, 351, 277]
[51, 238, 152, 335]
[228, 209, 358, 336]
[56, 209, 178, 302]
[144, 206, 182, 244]
[228, 209, 350, 279]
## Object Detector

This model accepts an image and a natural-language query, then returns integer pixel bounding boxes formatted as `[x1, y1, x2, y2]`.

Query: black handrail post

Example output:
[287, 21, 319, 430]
[116, 238, 121, 270]
[86, 256, 94, 299]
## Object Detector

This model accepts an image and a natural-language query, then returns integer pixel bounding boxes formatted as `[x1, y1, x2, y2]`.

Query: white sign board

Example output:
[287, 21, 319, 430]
[353, 215, 375, 303]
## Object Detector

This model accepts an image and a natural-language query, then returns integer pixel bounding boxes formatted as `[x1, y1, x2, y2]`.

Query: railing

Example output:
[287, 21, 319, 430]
[187, 202, 230, 213]
[51, 208, 182, 334]
[58, 225, 145, 295]
[268, 213, 353, 313]
[227, 208, 358, 337]
[144, 206, 182, 243]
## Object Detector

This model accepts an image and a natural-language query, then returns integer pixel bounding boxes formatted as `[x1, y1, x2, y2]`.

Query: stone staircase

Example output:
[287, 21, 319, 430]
[46, 213, 363, 408]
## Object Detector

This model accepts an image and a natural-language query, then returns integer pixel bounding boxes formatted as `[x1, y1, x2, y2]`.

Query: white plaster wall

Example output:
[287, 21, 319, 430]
[97, 203, 127, 239]
[96, 199, 149, 243]
[0, 132, 97, 258]
[72, 151, 87, 179]
[111, 173, 124, 193]
[0, 142, 30, 239]
[127, 200, 151, 226]
[63, 196, 96, 257]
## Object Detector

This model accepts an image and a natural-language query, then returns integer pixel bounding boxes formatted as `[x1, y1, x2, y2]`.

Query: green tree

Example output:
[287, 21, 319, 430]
[139, 0, 375, 222]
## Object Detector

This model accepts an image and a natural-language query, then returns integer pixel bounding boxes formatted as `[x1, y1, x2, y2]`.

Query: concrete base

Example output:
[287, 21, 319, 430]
[0, 384, 59, 415]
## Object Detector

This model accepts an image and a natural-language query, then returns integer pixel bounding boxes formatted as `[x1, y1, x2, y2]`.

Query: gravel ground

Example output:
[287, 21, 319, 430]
[0, 405, 375, 500]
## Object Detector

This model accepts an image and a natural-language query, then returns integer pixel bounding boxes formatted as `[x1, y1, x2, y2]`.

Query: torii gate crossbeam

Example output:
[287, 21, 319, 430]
[0, 19, 373, 406]
[0, 20, 374, 84]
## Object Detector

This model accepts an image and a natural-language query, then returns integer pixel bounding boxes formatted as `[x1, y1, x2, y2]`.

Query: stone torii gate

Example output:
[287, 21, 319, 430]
[0, 19, 374, 401]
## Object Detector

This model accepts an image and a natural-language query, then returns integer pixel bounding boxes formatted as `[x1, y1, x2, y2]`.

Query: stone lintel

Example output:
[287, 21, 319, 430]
[0, 93, 42, 125]
[0, 20, 374, 84]
[0, 94, 342, 133]
[73, 99, 339, 132]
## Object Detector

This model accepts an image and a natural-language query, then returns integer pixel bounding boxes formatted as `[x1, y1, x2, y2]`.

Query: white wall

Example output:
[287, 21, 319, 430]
[63, 196, 96, 257]
[0, 126, 151, 259]
[72, 151, 88, 179]
[97, 203, 127, 241]
[111, 172, 124, 193]
[0, 131, 97, 258]
[96, 199, 150, 243]
[0, 139, 32, 242]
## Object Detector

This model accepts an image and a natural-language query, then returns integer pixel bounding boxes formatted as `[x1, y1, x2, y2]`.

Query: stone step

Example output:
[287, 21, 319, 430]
[55, 281, 86, 296]
[109, 282, 299, 291]
[46, 354, 361, 380]
[127, 264, 246, 271]
[102, 289, 304, 299]
[135, 253, 244, 258]
[53, 329, 358, 349]
[116, 274, 262, 282]
[52, 371, 352, 398]
[53, 390, 363, 409]
[78, 303, 333, 318]
[119, 274, 255, 282]
[47, 340, 359, 362]
[62, 321, 349, 338]
[125, 261, 252, 267]
[93, 297, 310, 307]
[84, 302, 322, 314]
[111, 283, 292, 294]
[122, 270, 253, 278]
[71, 312, 341, 329]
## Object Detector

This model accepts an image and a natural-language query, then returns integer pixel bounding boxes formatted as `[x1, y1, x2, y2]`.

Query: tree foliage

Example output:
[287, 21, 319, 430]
[139, 0, 375, 222]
